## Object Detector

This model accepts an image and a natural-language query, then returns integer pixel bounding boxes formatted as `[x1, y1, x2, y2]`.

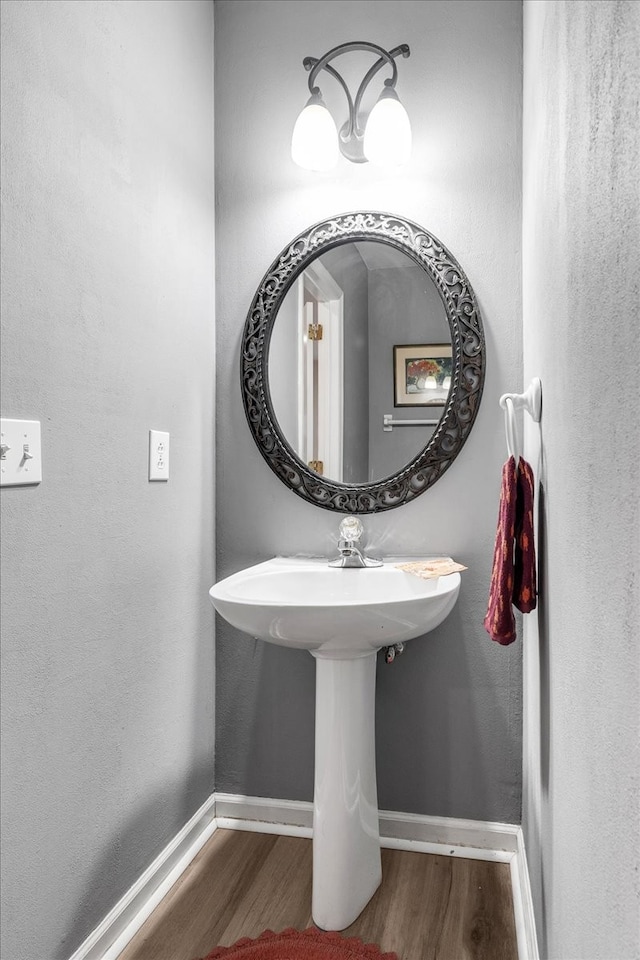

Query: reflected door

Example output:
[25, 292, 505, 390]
[297, 264, 344, 480]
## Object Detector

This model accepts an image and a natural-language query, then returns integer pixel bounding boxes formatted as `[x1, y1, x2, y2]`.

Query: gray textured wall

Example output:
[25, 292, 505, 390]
[0, 3, 215, 958]
[215, 0, 523, 822]
[522, 1, 640, 957]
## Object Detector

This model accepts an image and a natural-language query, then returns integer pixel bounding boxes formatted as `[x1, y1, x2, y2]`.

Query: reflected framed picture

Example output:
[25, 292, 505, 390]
[393, 343, 453, 407]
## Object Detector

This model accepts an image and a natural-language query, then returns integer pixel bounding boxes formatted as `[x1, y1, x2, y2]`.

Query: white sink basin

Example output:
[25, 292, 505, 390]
[209, 555, 461, 932]
[209, 556, 460, 659]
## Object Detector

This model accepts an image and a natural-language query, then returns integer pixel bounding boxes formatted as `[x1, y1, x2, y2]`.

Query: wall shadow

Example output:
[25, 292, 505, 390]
[215, 615, 316, 803]
[60, 765, 214, 960]
[536, 481, 550, 959]
[215, 571, 522, 825]
[537, 483, 550, 796]
[375, 599, 521, 824]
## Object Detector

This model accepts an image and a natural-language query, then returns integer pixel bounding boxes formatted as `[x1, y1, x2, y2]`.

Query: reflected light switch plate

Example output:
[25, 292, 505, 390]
[149, 430, 170, 481]
[0, 419, 42, 486]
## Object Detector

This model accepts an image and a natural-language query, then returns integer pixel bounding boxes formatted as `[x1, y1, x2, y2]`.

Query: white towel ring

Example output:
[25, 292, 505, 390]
[499, 377, 543, 465]
[504, 397, 519, 464]
[499, 378, 542, 421]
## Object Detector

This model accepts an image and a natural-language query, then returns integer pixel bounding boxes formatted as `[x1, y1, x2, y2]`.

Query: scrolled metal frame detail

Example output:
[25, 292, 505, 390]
[241, 211, 485, 513]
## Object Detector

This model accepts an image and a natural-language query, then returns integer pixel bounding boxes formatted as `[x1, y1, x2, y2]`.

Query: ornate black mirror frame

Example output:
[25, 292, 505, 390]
[241, 211, 485, 513]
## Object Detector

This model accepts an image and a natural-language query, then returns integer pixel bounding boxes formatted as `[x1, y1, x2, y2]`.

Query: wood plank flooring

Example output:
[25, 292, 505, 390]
[117, 829, 518, 960]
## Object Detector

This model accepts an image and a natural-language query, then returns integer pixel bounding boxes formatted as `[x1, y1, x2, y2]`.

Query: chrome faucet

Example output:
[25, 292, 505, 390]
[328, 516, 383, 568]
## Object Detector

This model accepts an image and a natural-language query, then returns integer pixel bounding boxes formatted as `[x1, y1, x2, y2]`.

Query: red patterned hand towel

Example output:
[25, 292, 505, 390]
[484, 457, 537, 645]
[512, 458, 537, 613]
[484, 457, 518, 645]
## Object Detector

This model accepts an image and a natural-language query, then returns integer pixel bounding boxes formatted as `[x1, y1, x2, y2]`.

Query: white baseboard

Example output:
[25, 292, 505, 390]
[214, 792, 519, 861]
[378, 806, 519, 854]
[511, 826, 540, 960]
[69, 791, 538, 960]
[214, 792, 314, 829]
[68, 793, 217, 960]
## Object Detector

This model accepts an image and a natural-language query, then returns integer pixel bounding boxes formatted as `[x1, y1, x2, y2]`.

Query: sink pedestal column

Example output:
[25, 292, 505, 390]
[311, 651, 381, 931]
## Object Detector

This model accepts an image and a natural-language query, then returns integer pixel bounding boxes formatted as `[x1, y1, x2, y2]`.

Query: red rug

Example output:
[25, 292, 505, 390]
[199, 926, 398, 959]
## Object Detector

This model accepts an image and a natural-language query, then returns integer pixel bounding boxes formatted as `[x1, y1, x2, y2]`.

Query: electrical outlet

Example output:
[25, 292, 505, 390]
[149, 430, 170, 481]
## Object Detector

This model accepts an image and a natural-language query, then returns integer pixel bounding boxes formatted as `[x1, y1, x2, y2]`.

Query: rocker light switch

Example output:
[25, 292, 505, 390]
[0, 419, 42, 486]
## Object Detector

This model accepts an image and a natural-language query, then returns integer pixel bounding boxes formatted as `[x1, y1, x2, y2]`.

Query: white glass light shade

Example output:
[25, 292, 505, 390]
[291, 94, 339, 171]
[363, 88, 412, 167]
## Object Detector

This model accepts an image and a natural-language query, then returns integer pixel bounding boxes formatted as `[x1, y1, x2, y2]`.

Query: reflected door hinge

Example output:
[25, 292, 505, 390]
[308, 460, 324, 475]
[307, 323, 323, 341]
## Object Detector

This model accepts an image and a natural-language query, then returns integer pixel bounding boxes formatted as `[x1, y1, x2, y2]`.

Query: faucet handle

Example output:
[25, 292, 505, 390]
[338, 516, 363, 542]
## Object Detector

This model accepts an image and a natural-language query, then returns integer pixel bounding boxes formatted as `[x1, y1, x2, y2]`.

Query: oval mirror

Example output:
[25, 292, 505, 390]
[241, 212, 485, 513]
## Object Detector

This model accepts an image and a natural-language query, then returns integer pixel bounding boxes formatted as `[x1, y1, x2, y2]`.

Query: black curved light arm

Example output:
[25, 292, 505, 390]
[302, 42, 410, 145]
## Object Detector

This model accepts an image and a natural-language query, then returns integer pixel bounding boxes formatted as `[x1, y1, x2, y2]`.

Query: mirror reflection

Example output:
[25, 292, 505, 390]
[269, 241, 451, 484]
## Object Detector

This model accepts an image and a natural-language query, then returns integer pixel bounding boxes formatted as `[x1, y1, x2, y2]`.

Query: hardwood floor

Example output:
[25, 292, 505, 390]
[117, 829, 518, 960]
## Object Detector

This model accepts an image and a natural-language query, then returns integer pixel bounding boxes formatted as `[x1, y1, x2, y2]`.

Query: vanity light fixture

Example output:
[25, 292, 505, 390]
[291, 41, 411, 171]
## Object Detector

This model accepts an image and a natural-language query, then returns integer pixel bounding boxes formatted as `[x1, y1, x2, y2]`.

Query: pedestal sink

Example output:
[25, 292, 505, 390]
[209, 557, 460, 930]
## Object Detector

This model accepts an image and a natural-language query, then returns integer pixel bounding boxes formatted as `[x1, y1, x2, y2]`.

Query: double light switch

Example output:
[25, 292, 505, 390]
[0, 419, 42, 486]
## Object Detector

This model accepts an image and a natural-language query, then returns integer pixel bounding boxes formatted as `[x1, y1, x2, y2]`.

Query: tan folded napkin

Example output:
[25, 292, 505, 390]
[395, 558, 467, 579]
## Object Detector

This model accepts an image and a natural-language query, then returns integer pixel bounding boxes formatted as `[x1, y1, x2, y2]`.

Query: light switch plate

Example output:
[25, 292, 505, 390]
[149, 430, 170, 481]
[0, 419, 42, 486]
